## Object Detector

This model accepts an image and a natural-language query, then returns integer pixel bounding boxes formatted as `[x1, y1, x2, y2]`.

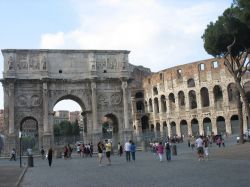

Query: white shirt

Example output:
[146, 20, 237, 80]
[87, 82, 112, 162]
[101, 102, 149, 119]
[124, 142, 131, 151]
[195, 138, 203, 148]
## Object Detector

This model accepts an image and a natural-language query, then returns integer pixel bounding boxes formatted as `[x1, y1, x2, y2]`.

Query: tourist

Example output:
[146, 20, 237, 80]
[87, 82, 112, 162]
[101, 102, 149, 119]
[190, 136, 195, 150]
[67, 144, 72, 159]
[48, 147, 53, 167]
[9, 148, 16, 161]
[97, 141, 104, 166]
[124, 140, 131, 162]
[105, 139, 112, 165]
[40, 146, 45, 159]
[63, 146, 68, 159]
[117, 142, 123, 156]
[195, 136, 204, 161]
[165, 141, 171, 161]
[203, 137, 209, 160]
[157, 142, 164, 162]
[130, 141, 136, 162]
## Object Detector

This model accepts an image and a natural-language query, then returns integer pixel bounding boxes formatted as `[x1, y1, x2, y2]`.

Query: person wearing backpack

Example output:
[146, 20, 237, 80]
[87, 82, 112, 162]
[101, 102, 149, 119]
[165, 141, 171, 161]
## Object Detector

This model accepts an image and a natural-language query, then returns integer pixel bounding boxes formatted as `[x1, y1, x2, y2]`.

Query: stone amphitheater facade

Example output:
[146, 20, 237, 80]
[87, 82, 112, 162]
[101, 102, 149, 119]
[131, 57, 250, 140]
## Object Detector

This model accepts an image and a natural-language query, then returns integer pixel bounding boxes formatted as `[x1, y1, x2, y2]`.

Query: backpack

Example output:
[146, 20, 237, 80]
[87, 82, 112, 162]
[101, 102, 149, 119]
[166, 143, 170, 150]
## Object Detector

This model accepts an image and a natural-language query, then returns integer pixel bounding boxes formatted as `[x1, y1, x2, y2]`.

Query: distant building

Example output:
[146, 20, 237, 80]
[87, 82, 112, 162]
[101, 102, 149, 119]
[54, 110, 70, 125]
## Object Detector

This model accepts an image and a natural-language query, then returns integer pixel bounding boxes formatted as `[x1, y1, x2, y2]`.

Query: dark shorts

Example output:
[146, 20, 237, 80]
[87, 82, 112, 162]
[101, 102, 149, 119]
[197, 147, 204, 154]
[106, 151, 111, 158]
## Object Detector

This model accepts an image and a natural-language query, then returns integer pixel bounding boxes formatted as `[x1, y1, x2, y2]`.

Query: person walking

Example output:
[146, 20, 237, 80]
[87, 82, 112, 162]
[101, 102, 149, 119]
[130, 141, 136, 162]
[124, 140, 131, 162]
[157, 142, 164, 162]
[97, 141, 104, 166]
[9, 148, 16, 161]
[118, 142, 123, 156]
[105, 140, 112, 166]
[48, 147, 53, 167]
[203, 137, 209, 160]
[165, 141, 172, 161]
[40, 146, 45, 160]
[195, 136, 204, 161]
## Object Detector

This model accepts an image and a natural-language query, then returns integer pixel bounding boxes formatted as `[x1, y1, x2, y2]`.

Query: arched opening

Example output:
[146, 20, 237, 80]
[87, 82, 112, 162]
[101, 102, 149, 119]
[214, 85, 223, 110]
[53, 96, 84, 146]
[203, 117, 212, 136]
[191, 119, 199, 136]
[178, 91, 185, 110]
[150, 124, 154, 132]
[163, 121, 168, 138]
[149, 99, 153, 112]
[141, 115, 149, 132]
[136, 101, 144, 113]
[144, 101, 148, 113]
[135, 92, 144, 98]
[187, 78, 195, 87]
[228, 83, 238, 103]
[170, 121, 176, 136]
[231, 115, 239, 135]
[168, 93, 175, 112]
[200, 87, 210, 107]
[156, 123, 161, 138]
[20, 117, 39, 153]
[102, 113, 119, 146]
[189, 90, 197, 109]
[160, 95, 167, 113]
[243, 81, 250, 104]
[153, 87, 158, 95]
[154, 97, 159, 113]
[216, 116, 226, 135]
[180, 120, 188, 138]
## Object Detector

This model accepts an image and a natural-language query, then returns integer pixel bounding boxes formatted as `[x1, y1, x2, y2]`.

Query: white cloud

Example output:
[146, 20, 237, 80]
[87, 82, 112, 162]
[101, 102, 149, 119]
[40, 0, 231, 72]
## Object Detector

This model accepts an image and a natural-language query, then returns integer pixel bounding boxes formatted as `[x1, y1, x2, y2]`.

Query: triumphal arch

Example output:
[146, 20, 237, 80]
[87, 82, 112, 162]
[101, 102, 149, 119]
[1, 49, 133, 153]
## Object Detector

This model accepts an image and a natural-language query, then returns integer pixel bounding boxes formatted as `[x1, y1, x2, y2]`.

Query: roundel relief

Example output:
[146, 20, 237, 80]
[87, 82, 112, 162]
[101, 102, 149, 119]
[31, 95, 41, 106]
[18, 95, 27, 106]
[110, 93, 122, 105]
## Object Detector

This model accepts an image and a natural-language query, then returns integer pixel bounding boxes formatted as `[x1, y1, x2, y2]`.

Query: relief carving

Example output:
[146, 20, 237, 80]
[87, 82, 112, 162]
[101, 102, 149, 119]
[31, 95, 41, 106]
[29, 55, 40, 70]
[18, 95, 27, 106]
[98, 94, 109, 106]
[110, 93, 122, 105]
[17, 54, 28, 70]
[41, 56, 47, 70]
[8, 56, 14, 70]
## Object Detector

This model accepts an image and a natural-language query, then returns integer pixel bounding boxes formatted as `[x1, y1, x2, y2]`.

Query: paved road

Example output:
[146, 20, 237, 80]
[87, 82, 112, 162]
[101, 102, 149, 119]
[19, 141, 250, 187]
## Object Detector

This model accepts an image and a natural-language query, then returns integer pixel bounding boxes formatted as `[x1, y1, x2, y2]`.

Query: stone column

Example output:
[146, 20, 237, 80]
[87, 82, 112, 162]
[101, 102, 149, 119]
[8, 82, 15, 134]
[91, 81, 98, 132]
[42, 82, 52, 148]
[122, 80, 132, 141]
[209, 91, 215, 109]
[43, 82, 49, 134]
[122, 81, 129, 129]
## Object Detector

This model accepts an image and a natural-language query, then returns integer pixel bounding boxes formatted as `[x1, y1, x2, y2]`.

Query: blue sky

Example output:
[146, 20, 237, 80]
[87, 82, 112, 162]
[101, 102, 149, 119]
[0, 0, 232, 111]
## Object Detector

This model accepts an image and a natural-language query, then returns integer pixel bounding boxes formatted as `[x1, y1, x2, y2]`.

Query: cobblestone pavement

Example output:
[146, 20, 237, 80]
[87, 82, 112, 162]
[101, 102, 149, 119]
[20, 142, 250, 187]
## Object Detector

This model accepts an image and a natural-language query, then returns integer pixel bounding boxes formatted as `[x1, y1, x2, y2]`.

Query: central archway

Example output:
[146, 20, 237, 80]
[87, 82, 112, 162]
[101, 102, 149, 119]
[52, 95, 85, 146]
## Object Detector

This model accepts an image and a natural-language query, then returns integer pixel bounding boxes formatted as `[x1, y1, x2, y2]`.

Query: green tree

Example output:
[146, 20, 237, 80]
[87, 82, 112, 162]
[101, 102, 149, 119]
[202, 0, 250, 143]
[53, 124, 61, 137]
[72, 120, 80, 136]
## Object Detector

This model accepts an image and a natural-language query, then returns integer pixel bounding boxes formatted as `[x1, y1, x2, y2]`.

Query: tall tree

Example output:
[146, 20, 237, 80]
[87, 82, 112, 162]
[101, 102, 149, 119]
[202, 0, 250, 143]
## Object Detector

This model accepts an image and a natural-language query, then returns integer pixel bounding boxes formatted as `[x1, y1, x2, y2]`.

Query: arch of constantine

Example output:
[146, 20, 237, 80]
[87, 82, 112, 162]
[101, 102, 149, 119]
[1, 49, 135, 153]
[1, 49, 250, 154]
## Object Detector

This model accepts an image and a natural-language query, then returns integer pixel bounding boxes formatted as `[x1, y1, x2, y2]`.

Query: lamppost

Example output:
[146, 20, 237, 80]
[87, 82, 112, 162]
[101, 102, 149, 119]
[19, 131, 22, 167]
[106, 123, 113, 140]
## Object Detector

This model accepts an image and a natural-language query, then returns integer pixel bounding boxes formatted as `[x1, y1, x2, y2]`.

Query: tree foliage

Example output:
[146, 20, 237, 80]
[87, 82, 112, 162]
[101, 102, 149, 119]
[202, 0, 250, 143]
[53, 120, 80, 137]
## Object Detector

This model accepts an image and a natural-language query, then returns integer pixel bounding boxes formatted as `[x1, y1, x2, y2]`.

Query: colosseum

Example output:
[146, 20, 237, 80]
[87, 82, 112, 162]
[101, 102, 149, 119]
[131, 57, 250, 142]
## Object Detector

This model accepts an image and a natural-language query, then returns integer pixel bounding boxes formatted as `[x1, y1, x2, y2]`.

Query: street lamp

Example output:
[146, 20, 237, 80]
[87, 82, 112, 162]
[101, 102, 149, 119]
[19, 131, 22, 167]
[106, 123, 113, 140]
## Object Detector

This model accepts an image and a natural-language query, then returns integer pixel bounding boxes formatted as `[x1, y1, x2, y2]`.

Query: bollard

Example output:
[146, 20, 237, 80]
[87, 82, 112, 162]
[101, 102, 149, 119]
[28, 155, 34, 167]
[172, 145, 177, 156]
